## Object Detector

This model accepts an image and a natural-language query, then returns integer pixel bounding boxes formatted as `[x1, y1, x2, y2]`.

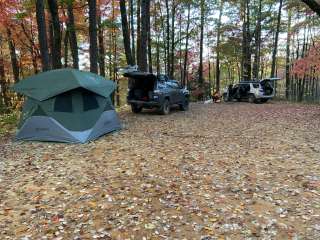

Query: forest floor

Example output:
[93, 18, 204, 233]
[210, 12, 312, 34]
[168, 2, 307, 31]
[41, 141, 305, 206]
[1, 102, 320, 240]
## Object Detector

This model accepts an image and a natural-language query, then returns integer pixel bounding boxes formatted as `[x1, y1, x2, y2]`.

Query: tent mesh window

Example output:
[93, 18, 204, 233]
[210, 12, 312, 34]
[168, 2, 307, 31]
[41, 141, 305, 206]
[54, 92, 73, 112]
[82, 91, 99, 111]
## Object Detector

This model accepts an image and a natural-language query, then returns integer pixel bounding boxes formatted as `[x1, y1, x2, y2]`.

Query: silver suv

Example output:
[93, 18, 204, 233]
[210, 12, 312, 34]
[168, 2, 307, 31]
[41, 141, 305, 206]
[223, 78, 279, 103]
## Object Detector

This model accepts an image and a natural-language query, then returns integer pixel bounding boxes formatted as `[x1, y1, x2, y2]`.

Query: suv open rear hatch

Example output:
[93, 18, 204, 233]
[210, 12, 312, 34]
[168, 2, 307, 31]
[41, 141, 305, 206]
[124, 72, 157, 101]
[260, 78, 280, 96]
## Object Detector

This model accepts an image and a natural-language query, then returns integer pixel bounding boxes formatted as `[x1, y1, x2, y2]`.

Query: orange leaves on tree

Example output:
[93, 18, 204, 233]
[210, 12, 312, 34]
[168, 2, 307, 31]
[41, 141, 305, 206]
[292, 42, 320, 78]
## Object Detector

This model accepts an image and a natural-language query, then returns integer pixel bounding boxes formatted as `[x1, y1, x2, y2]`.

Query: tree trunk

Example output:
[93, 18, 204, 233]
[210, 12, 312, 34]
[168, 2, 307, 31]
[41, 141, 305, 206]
[108, 31, 113, 79]
[0, 56, 6, 108]
[165, 0, 170, 75]
[7, 28, 20, 83]
[147, 2, 153, 73]
[62, 2, 68, 67]
[136, 0, 141, 68]
[270, 0, 283, 77]
[31, 51, 39, 74]
[170, 1, 176, 78]
[88, 0, 98, 73]
[247, 0, 252, 80]
[156, 34, 160, 75]
[0, 37, 9, 108]
[252, 0, 261, 80]
[179, 12, 183, 82]
[208, 57, 211, 91]
[64, 29, 69, 68]
[183, 3, 191, 87]
[158, 1, 167, 73]
[155, 1, 160, 74]
[299, 76, 306, 102]
[112, 5, 120, 106]
[98, 14, 106, 77]
[129, 0, 136, 65]
[311, 72, 315, 100]
[114, 36, 120, 107]
[241, 2, 245, 80]
[139, 0, 150, 72]
[241, 0, 251, 81]
[48, 0, 62, 69]
[120, 0, 134, 66]
[285, 8, 292, 100]
[245, 0, 251, 80]
[215, 0, 224, 92]
[48, 21, 54, 66]
[20, 21, 39, 74]
[110, 0, 116, 103]
[35, 0, 50, 71]
[67, 1, 79, 69]
[198, 0, 205, 89]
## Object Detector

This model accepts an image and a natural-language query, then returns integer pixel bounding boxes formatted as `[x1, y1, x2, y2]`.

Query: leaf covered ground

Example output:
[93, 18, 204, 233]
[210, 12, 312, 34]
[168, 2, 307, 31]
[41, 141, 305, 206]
[0, 102, 320, 240]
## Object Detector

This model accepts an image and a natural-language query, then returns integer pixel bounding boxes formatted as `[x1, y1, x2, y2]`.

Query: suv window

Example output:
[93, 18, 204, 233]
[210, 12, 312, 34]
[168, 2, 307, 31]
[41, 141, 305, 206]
[158, 75, 168, 82]
[253, 83, 259, 88]
[238, 84, 250, 93]
[167, 81, 180, 89]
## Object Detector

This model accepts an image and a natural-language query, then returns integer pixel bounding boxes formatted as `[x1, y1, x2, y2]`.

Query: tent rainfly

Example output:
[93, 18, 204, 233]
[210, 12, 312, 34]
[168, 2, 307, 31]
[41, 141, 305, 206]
[12, 68, 121, 143]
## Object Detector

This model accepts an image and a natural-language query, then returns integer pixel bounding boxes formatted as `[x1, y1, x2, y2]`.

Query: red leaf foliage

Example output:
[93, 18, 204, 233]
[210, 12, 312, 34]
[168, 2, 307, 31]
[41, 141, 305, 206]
[292, 42, 320, 78]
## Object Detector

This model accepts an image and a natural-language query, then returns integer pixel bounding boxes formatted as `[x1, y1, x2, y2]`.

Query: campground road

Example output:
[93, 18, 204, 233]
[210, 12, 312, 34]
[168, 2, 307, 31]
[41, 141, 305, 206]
[1, 102, 320, 239]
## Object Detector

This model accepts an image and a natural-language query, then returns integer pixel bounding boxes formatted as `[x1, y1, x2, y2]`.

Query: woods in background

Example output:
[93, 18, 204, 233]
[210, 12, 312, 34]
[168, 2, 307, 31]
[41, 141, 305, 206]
[0, 0, 320, 111]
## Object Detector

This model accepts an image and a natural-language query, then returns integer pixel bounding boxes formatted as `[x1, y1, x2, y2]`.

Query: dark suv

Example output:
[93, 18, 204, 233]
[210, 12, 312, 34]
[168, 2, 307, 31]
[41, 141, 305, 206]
[124, 71, 189, 114]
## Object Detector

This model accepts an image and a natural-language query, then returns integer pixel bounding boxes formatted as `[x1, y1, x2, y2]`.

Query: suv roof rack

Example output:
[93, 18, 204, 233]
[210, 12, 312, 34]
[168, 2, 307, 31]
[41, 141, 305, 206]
[262, 77, 281, 81]
[239, 81, 259, 83]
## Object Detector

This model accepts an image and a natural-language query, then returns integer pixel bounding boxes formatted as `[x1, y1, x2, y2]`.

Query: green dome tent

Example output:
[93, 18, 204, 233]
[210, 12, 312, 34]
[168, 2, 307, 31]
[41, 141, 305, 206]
[12, 69, 121, 143]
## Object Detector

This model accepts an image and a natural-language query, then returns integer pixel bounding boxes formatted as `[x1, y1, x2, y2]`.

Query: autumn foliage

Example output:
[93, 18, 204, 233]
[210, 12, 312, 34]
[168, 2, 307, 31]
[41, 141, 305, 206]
[292, 42, 320, 78]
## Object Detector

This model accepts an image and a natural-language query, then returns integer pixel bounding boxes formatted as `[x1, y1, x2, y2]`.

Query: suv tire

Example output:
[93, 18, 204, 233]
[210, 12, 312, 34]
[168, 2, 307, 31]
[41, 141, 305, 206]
[180, 98, 189, 111]
[131, 104, 142, 113]
[160, 99, 170, 115]
[223, 93, 229, 102]
[248, 94, 256, 104]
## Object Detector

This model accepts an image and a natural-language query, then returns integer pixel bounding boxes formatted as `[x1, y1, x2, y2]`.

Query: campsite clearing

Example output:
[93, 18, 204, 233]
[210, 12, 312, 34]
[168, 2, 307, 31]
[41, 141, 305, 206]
[1, 102, 320, 239]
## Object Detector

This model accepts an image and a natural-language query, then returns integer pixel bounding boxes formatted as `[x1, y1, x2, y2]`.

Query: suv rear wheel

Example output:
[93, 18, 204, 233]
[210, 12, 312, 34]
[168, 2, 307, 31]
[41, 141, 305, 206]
[248, 94, 256, 104]
[131, 104, 142, 113]
[180, 97, 189, 111]
[160, 99, 170, 115]
[223, 93, 229, 102]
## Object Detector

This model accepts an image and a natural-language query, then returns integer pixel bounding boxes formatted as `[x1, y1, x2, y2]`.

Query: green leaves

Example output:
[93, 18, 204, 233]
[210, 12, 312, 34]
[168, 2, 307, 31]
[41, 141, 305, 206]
[15, 12, 28, 20]
[99, 19, 120, 30]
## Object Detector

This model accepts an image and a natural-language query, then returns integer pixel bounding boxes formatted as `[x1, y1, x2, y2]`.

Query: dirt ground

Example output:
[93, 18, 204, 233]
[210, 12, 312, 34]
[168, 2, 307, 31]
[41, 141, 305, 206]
[1, 102, 320, 240]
